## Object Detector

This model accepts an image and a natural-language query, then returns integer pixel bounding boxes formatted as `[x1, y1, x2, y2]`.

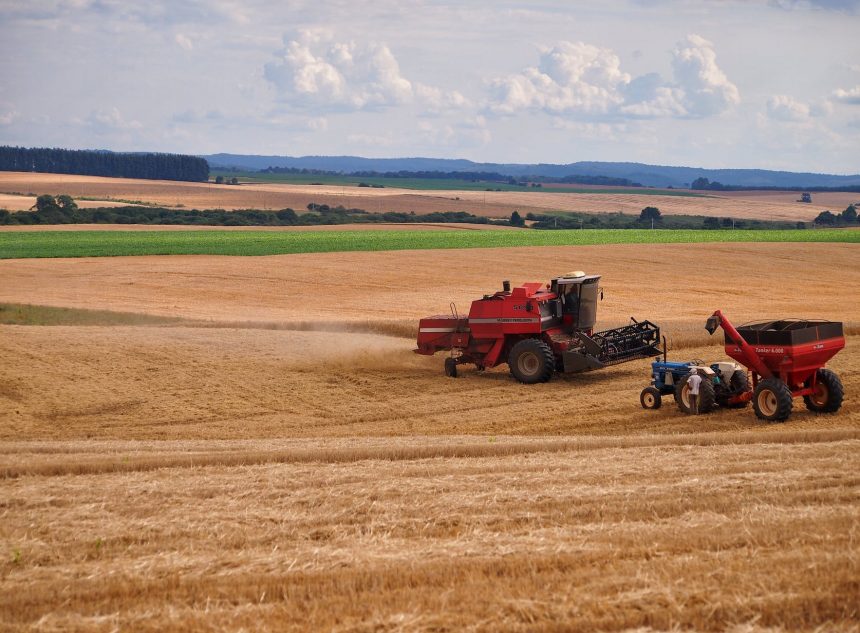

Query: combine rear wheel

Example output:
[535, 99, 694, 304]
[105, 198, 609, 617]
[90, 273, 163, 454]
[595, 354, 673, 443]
[675, 373, 715, 414]
[753, 378, 793, 422]
[640, 387, 662, 409]
[803, 368, 843, 413]
[508, 339, 554, 384]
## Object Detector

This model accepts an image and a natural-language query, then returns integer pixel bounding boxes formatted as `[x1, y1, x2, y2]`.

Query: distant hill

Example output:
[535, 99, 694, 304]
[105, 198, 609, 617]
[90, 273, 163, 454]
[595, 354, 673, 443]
[202, 153, 860, 189]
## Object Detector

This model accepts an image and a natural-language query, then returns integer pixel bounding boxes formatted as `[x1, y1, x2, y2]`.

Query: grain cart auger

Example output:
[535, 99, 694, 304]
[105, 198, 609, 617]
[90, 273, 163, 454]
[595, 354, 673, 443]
[414, 272, 662, 383]
[705, 310, 845, 422]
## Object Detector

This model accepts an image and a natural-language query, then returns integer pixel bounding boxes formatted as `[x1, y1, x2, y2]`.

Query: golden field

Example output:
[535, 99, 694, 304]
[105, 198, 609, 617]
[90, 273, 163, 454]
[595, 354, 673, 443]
[1, 240, 859, 631]
[2, 171, 857, 221]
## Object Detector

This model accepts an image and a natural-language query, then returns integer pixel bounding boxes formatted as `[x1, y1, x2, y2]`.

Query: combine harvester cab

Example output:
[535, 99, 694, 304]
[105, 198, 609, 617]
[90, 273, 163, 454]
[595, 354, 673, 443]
[415, 272, 661, 383]
[706, 311, 845, 422]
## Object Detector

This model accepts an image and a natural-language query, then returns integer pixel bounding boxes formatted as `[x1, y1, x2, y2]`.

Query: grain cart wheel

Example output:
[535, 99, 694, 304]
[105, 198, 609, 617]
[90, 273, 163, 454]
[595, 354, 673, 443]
[675, 373, 716, 414]
[725, 370, 751, 409]
[753, 378, 793, 422]
[508, 338, 554, 384]
[803, 368, 844, 413]
[444, 357, 458, 378]
[640, 387, 662, 410]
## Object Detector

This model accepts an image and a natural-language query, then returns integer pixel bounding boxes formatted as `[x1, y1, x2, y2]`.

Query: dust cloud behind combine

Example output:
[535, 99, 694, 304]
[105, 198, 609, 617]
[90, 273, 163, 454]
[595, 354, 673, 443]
[1, 240, 859, 631]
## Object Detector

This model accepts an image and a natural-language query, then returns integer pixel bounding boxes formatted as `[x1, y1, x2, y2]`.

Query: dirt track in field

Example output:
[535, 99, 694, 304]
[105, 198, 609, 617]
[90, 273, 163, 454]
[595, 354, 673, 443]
[2, 241, 859, 631]
[1, 171, 850, 221]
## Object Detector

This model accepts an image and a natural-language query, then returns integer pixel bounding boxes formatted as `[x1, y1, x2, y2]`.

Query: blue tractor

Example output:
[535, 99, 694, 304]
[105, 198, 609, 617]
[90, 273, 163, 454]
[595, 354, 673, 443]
[640, 343, 750, 414]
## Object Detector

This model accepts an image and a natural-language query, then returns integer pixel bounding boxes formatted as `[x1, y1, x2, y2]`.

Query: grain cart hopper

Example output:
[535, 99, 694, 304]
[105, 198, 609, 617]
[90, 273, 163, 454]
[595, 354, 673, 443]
[415, 272, 661, 383]
[705, 310, 845, 422]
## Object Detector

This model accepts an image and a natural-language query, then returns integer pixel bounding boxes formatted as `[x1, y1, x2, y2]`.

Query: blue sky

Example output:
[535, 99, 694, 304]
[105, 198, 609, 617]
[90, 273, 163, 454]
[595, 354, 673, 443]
[1, 0, 858, 172]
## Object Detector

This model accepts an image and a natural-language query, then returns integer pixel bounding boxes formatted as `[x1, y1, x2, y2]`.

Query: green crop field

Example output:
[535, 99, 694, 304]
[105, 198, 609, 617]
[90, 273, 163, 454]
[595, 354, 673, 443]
[211, 171, 706, 197]
[1, 229, 856, 259]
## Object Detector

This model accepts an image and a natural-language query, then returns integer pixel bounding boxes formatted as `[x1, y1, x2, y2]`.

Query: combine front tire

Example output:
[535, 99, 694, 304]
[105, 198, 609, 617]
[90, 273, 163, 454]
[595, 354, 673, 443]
[803, 368, 843, 413]
[753, 378, 793, 422]
[508, 339, 554, 384]
[640, 387, 662, 410]
[675, 373, 715, 414]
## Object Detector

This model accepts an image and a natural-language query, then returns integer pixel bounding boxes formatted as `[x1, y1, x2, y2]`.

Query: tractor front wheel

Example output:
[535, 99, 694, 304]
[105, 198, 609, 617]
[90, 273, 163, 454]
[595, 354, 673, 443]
[640, 386, 662, 409]
[675, 373, 715, 414]
[508, 339, 554, 384]
[753, 378, 793, 422]
[803, 368, 844, 413]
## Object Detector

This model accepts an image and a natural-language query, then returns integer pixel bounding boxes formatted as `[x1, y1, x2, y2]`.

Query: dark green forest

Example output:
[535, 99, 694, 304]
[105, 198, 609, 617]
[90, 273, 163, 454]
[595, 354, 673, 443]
[0, 146, 209, 182]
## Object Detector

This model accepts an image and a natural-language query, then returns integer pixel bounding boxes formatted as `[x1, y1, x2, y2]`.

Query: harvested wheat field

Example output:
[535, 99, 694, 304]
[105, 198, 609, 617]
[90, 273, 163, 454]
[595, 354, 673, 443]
[0, 171, 846, 221]
[1, 241, 859, 631]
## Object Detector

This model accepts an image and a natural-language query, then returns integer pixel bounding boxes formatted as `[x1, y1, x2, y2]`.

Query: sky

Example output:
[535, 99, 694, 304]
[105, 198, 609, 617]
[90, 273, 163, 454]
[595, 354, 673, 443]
[1, 0, 859, 173]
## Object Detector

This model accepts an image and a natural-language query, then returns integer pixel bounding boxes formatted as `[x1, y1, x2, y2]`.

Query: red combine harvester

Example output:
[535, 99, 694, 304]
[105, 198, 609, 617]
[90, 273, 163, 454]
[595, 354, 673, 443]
[415, 272, 661, 383]
[705, 310, 845, 422]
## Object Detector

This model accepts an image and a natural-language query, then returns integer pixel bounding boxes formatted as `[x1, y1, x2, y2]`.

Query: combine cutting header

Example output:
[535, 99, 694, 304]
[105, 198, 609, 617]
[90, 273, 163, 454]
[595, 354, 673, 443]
[415, 272, 661, 383]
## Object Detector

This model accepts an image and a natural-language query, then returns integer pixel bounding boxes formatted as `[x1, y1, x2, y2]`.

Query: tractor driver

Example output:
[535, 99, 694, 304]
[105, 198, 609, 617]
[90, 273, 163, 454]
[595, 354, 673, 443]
[687, 370, 703, 414]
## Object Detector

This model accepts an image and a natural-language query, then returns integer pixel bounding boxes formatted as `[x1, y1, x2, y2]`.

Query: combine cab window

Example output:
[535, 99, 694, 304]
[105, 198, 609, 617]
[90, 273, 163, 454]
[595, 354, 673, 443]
[578, 283, 599, 330]
[554, 278, 600, 329]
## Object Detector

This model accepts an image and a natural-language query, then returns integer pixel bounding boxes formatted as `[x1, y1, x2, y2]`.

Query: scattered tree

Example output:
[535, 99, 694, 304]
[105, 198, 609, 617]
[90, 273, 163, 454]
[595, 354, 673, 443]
[841, 204, 857, 223]
[639, 207, 661, 222]
[31, 194, 58, 213]
[814, 210, 837, 225]
[510, 211, 525, 227]
[56, 194, 77, 211]
[215, 175, 224, 184]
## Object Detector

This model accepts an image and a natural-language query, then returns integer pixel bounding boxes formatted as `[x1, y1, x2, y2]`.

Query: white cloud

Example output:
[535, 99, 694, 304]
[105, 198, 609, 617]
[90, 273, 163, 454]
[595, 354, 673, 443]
[810, 99, 834, 117]
[767, 94, 811, 121]
[488, 41, 630, 115]
[307, 117, 327, 131]
[488, 35, 738, 120]
[0, 110, 19, 125]
[174, 33, 193, 50]
[832, 85, 860, 104]
[264, 30, 463, 113]
[669, 34, 740, 117]
[86, 107, 142, 131]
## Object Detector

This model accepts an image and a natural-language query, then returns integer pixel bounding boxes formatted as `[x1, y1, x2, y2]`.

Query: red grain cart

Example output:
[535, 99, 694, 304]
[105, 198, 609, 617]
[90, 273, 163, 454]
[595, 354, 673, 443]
[705, 310, 845, 422]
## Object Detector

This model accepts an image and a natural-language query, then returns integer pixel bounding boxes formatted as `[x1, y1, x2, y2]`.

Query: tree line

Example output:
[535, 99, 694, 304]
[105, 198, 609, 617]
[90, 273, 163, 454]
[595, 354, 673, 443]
[0, 196, 814, 231]
[691, 177, 860, 193]
[814, 205, 858, 226]
[0, 146, 209, 182]
[259, 166, 642, 187]
[0, 195, 497, 227]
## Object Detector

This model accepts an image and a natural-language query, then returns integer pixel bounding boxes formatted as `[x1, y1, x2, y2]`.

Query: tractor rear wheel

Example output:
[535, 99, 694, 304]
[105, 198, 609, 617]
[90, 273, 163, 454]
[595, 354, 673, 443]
[725, 370, 751, 409]
[675, 373, 715, 414]
[640, 386, 662, 409]
[753, 378, 793, 422]
[803, 368, 843, 413]
[508, 339, 554, 384]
